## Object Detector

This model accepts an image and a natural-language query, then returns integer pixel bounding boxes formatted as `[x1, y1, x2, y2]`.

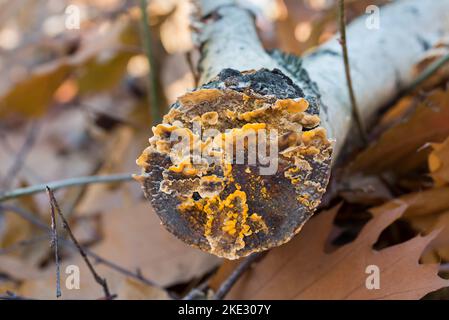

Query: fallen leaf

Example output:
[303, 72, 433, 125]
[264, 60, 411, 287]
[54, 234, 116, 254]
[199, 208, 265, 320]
[428, 136, 449, 187]
[401, 187, 449, 218]
[0, 15, 138, 119]
[348, 89, 449, 175]
[397, 186, 449, 263]
[225, 202, 448, 299]
[408, 210, 449, 263]
[0, 256, 44, 281]
[116, 277, 170, 300]
[0, 63, 71, 118]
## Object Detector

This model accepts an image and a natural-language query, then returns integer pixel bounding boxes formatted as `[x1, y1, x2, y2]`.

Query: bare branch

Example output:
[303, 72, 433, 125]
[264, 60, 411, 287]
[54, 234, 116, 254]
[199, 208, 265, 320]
[0, 203, 158, 288]
[0, 173, 134, 202]
[139, 0, 161, 124]
[338, 0, 367, 145]
[183, 281, 209, 300]
[46, 187, 113, 299]
[47, 186, 61, 298]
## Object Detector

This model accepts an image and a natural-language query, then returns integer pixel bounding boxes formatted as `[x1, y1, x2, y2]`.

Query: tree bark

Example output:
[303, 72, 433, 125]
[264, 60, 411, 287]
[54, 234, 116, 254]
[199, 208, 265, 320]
[137, 0, 449, 259]
[195, 0, 449, 154]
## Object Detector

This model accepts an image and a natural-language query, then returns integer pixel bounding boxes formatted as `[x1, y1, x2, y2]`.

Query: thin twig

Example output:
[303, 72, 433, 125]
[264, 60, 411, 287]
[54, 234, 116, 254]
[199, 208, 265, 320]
[46, 187, 112, 299]
[338, 0, 368, 145]
[47, 187, 61, 298]
[139, 0, 161, 125]
[183, 281, 209, 300]
[0, 173, 134, 202]
[182, 266, 220, 300]
[213, 252, 266, 300]
[0, 204, 157, 287]
[77, 245, 157, 287]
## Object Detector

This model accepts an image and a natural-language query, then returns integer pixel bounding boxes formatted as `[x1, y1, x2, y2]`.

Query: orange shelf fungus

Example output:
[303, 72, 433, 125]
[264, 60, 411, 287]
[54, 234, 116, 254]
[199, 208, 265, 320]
[136, 69, 333, 259]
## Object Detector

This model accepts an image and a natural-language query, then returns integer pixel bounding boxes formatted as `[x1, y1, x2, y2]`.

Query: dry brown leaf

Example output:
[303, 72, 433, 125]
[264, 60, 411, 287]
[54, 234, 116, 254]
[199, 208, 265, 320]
[397, 187, 449, 263]
[116, 277, 170, 300]
[0, 16, 137, 119]
[428, 136, 449, 187]
[0, 256, 44, 281]
[348, 89, 449, 175]
[401, 187, 449, 218]
[225, 202, 448, 299]
[408, 210, 449, 263]
[0, 208, 37, 250]
[0, 63, 71, 118]
[377, 96, 415, 131]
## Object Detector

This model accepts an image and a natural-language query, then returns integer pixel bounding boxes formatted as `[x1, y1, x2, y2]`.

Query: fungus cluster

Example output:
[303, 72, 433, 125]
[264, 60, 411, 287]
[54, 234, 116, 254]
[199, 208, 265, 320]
[136, 69, 332, 259]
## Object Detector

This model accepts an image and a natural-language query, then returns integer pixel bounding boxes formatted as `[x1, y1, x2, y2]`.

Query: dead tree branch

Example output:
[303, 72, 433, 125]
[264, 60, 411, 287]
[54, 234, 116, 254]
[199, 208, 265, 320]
[139, 0, 161, 124]
[47, 187, 62, 298]
[338, 0, 367, 144]
[0, 203, 157, 287]
[136, 0, 449, 258]
[0, 173, 134, 202]
[47, 187, 112, 299]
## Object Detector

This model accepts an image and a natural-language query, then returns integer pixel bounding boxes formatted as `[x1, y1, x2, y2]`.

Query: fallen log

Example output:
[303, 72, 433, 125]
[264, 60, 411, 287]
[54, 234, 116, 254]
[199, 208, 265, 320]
[136, 0, 449, 259]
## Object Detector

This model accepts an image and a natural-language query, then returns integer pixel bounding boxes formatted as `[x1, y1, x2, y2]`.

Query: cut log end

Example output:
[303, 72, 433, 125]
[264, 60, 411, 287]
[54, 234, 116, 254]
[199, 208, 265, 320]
[136, 69, 333, 259]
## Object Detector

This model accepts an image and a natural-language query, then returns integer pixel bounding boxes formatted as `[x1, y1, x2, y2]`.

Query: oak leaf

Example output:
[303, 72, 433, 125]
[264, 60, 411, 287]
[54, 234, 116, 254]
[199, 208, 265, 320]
[225, 202, 448, 299]
[348, 89, 449, 175]
[399, 187, 449, 263]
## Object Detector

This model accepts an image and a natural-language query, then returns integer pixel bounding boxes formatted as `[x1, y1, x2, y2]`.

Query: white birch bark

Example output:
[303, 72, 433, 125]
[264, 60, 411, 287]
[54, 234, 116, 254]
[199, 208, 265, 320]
[194, 0, 449, 155]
